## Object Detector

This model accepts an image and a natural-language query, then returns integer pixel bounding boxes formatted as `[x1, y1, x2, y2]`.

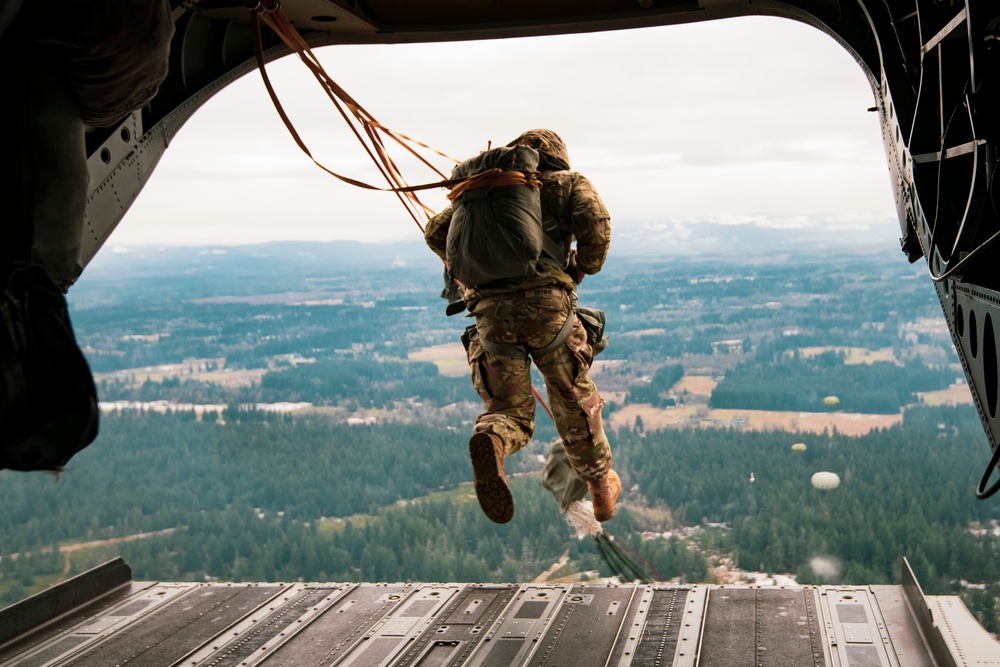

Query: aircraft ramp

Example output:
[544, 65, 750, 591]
[1, 558, 998, 666]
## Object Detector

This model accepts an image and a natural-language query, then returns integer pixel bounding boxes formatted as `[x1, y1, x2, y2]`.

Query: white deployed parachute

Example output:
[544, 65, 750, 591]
[811, 471, 841, 489]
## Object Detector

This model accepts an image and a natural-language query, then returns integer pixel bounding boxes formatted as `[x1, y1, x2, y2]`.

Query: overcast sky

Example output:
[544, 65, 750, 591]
[114, 15, 900, 251]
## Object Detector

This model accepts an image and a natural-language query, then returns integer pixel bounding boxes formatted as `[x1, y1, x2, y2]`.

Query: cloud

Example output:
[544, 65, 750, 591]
[111, 16, 897, 248]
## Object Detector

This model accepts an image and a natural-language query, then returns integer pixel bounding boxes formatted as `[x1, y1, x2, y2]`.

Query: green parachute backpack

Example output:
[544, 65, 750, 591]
[446, 145, 559, 288]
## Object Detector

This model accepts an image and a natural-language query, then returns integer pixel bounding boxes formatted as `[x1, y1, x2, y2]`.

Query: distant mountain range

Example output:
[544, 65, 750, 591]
[613, 219, 901, 257]
[85, 219, 904, 277]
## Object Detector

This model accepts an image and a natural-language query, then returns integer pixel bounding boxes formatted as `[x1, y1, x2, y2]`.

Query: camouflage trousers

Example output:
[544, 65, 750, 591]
[465, 285, 612, 482]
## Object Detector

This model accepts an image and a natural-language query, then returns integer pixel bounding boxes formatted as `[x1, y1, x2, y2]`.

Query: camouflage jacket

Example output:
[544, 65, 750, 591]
[424, 168, 611, 306]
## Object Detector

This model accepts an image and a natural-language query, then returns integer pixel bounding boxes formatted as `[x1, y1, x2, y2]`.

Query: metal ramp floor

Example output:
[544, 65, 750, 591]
[1, 558, 998, 666]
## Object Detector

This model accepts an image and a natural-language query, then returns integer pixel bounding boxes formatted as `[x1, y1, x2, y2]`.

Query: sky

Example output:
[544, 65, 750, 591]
[114, 15, 901, 252]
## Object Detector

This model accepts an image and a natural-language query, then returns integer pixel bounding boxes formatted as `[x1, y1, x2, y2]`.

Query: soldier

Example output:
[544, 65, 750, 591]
[424, 129, 620, 524]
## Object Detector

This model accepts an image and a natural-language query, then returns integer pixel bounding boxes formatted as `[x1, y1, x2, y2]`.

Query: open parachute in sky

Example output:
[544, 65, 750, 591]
[811, 471, 841, 490]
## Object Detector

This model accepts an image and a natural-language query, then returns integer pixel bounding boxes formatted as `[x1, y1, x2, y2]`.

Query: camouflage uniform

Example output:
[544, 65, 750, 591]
[424, 129, 612, 483]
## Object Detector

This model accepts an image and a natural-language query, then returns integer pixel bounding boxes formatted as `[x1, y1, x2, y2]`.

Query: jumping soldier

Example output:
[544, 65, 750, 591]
[424, 129, 620, 524]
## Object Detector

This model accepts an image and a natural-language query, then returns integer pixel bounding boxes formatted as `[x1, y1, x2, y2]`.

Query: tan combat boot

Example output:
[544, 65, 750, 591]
[469, 432, 514, 524]
[588, 470, 621, 522]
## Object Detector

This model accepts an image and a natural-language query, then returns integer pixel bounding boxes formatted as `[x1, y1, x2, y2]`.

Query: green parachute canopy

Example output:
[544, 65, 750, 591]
[791, 443, 807, 453]
[822, 395, 841, 406]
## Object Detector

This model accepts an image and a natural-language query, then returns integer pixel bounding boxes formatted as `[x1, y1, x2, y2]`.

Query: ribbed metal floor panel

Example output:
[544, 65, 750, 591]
[2, 559, 999, 666]
[698, 587, 824, 667]
[625, 586, 689, 666]
[63, 584, 286, 667]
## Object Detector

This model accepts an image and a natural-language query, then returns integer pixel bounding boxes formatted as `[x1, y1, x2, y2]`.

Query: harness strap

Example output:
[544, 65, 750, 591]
[479, 309, 578, 361]
[531, 309, 577, 358]
[447, 168, 541, 202]
[445, 299, 467, 316]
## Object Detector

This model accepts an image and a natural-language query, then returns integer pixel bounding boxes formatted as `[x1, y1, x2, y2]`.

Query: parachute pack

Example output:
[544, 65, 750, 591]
[445, 145, 609, 358]
[445, 145, 564, 288]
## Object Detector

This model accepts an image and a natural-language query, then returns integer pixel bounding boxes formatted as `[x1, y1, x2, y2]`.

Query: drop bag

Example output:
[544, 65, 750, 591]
[1, 262, 99, 472]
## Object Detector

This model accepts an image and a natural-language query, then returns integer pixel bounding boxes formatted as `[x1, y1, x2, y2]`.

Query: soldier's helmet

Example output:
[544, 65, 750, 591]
[507, 129, 570, 171]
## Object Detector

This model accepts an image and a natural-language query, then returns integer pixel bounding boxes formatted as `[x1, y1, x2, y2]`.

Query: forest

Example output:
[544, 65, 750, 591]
[709, 351, 957, 413]
[626, 404, 1000, 587]
[3, 404, 999, 633]
[97, 359, 473, 408]
[68, 247, 950, 379]
[625, 363, 685, 407]
[5, 246, 996, 631]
